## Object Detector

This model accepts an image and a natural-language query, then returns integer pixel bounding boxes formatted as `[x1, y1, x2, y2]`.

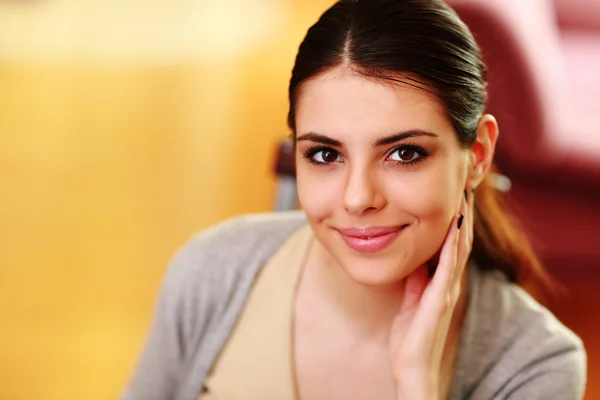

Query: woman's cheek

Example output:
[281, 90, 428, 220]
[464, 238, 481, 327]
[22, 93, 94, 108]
[386, 170, 448, 213]
[297, 171, 338, 221]
[386, 171, 455, 243]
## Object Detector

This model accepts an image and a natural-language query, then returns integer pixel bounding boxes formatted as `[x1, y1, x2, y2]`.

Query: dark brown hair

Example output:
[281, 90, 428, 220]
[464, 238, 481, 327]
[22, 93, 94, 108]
[287, 0, 556, 297]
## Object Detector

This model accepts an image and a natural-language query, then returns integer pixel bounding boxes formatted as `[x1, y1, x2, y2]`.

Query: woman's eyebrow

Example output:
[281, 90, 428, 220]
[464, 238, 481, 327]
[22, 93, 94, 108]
[296, 132, 342, 146]
[296, 130, 439, 147]
[374, 130, 438, 147]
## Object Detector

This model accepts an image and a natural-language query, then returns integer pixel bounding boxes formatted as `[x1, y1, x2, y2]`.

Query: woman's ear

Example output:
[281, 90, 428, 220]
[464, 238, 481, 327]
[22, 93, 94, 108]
[466, 114, 499, 190]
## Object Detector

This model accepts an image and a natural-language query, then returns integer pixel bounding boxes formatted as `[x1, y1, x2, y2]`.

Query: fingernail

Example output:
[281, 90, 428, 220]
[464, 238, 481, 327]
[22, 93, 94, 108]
[464, 189, 468, 202]
[457, 214, 464, 229]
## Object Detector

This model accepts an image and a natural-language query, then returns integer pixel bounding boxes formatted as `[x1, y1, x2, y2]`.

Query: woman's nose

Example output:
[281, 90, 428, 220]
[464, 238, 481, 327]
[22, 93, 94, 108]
[343, 165, 385, 216]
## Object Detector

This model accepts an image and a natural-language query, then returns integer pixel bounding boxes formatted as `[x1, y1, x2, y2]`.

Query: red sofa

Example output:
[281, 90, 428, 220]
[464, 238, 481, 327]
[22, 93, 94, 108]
[445, 0, 600, 280]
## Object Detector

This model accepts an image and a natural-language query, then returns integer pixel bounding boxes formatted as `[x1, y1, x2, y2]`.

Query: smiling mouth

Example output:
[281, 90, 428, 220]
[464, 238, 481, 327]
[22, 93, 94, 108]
[337, 224, 409, 253]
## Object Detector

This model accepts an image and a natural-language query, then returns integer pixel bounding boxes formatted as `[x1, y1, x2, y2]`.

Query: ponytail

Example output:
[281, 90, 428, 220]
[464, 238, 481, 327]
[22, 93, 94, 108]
[471, 166, 561, 302]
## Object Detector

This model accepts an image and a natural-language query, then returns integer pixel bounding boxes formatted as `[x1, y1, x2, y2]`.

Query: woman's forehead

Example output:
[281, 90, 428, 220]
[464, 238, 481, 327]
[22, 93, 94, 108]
[295, 68, 452, 140]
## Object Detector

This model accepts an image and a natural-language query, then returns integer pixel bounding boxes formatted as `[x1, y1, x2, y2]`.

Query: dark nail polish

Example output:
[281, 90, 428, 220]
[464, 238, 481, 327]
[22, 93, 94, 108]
[457, 214, 464, 229]
[464, 189, 468, 202]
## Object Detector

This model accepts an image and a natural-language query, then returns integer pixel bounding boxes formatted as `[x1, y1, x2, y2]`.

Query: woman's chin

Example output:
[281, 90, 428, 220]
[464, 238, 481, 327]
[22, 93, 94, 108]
[341, 258, 414, 287]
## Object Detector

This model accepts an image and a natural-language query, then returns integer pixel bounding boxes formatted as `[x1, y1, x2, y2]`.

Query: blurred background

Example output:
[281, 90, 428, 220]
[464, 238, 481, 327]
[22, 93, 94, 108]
[0, 0, 598, 399]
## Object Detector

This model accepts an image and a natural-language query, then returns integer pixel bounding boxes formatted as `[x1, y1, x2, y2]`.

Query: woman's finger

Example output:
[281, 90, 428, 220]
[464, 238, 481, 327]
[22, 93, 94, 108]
[468, 189, 475, 247]
[429, 199, 465, 299]
[409, 208, 463, 335]
[451, 191, 472, 287]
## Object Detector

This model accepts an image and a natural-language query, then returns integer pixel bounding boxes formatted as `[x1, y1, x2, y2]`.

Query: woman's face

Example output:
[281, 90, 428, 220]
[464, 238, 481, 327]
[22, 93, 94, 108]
[295, 67, 469, 286]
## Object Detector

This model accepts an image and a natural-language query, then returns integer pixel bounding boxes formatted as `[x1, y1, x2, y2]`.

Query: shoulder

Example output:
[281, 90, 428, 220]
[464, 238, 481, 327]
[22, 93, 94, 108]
[164, 210, 309, 298]
[170, 210, 309, 278]
[162, 210, 309, 336]
[453, 266, 587, 399]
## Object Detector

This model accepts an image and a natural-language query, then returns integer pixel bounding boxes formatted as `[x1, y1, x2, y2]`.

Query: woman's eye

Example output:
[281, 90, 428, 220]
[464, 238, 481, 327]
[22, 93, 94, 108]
[312, 149, 341, 164]
[388, 146, 425, 163]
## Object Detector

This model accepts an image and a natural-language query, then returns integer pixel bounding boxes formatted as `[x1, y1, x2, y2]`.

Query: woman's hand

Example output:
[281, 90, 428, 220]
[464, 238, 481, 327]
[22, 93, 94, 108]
[389, 191, 474, 400]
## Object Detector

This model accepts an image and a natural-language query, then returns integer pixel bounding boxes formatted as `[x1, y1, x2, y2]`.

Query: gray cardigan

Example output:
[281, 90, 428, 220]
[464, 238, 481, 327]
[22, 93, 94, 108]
[122, 211, 587, 400]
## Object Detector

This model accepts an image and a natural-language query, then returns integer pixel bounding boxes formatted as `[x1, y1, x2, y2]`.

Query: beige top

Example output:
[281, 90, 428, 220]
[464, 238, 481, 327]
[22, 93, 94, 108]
[200, 223, 314, 400]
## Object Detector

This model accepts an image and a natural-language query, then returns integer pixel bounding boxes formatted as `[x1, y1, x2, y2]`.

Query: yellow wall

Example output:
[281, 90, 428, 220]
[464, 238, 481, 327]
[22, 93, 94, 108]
[0, 1, 331, 398]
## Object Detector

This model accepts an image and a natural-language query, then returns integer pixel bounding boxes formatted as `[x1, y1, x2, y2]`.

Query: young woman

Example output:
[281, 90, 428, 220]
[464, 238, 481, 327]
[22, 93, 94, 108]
[122, 1, 586, 399]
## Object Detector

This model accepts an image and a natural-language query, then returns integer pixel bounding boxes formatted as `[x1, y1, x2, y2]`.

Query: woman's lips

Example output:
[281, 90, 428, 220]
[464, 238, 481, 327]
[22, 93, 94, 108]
[337, 225, 406, 253]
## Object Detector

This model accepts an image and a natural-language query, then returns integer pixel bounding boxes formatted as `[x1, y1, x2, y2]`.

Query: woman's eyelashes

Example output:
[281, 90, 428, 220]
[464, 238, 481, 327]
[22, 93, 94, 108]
[387, 143, 430, 165]
[302, 143, 430, 167]
[303, 145, 343, 165]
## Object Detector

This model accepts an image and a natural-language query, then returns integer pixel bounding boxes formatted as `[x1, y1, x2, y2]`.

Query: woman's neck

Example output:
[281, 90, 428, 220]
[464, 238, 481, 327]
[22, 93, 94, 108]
[301, 239, 409, 343]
